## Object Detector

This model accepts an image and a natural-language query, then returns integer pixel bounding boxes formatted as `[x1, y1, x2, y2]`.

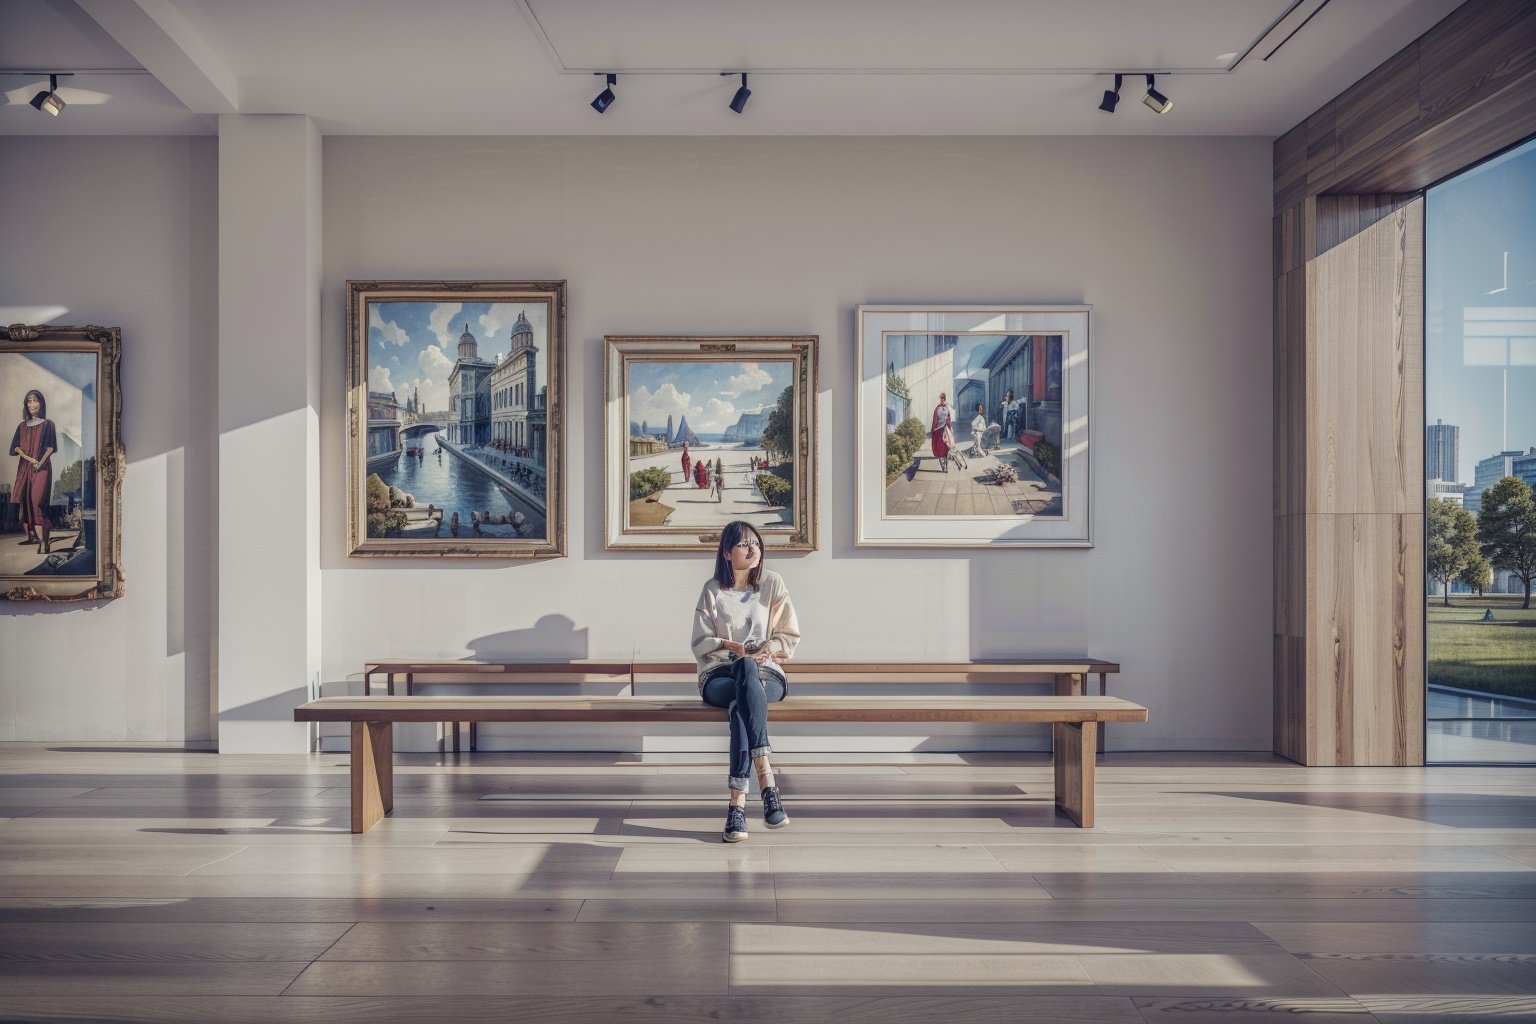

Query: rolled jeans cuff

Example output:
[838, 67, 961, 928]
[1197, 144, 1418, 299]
[728, 775, 750, 792]
[750, 745, 772, 759]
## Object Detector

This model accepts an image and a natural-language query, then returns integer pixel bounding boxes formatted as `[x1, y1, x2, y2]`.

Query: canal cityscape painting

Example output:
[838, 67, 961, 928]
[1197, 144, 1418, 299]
[604, 336, 818, 551]
[347, 281, 566, 558]
[0, 324, 124, 601]
[856, 306, 1091, 548]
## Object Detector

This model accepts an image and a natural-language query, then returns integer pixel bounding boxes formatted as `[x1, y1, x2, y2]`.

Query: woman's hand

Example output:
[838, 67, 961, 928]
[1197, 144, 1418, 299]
[720, 639, 746, 655]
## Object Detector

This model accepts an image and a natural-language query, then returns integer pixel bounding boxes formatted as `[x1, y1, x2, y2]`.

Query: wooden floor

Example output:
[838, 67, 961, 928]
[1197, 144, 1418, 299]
[1, 746, 1535, 1023]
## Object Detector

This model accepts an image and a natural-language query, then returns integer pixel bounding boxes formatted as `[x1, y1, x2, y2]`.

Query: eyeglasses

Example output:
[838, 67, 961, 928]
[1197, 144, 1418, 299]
[732, 541, 761, 550]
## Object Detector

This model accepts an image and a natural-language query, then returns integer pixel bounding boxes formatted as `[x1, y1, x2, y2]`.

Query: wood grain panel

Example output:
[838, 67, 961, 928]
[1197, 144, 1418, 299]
[1305, 201, 1423, 515]
[1274, 515, 1306, 637]
[1274, 122, 1309, 214]
[1339, 77, 1536, 195]
[1273, 204, 1308, 278]
[1304, 513, 1423, 766]
[1272, 634, 1306, 763]
[1306, 101, 1338, 191]
[1332, 43, 1423, 191]
[1419, 0, 1536, 132]
[1274, 269, 1306, 516]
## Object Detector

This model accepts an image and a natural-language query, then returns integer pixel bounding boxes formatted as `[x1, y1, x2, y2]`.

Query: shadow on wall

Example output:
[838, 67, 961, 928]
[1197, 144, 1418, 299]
[465, 614, 589, 661]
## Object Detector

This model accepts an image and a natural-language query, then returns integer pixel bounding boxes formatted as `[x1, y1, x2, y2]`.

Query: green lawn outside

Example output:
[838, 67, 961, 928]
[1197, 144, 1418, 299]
[1427, 595, 1536, 701]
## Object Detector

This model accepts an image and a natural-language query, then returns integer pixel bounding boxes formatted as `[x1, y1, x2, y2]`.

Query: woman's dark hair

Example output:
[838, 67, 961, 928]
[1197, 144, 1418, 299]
[1005, 388, 1014, 401]
[21, 389, 46, 420]
[714, 519, 765, 590]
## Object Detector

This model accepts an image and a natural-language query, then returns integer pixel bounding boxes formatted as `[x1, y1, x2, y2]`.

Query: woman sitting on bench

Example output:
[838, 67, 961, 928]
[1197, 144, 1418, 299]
[691, 520, 801, 842]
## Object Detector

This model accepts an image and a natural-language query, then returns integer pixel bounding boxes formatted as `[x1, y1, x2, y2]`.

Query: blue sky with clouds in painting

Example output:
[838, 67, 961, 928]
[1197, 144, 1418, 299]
[367, 301, 547, 414]
[627, 360, 791, 435]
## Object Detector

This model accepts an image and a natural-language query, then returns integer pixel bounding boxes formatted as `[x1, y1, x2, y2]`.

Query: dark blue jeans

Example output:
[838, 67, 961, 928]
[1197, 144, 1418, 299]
[701, 657, 786, 792]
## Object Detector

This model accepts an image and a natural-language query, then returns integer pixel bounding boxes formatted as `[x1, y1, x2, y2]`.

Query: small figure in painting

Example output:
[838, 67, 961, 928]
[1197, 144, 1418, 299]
[999, 388, 1018, 445]
[10, 389, 57, 554]
[930, 392, 953, 473]
[694, 458, 710, 490]
[681, 442, 692, 484]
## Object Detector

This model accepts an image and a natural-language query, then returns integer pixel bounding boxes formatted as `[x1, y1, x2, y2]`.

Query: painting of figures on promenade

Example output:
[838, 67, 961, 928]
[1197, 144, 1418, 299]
[605, 336, 817, 551]
[856, 306, 1090, 547]
[347, 281, 566, 557]
[0, 325, 124, 601]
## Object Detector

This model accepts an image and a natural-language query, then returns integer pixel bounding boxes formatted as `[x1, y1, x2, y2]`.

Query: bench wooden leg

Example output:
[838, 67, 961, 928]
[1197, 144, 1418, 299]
[350, 721, 394, 834]
[1052, 720, 1096, 828]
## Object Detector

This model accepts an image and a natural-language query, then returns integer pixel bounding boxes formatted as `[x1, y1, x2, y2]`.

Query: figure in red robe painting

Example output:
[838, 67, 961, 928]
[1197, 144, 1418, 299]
[929, 391, 953, 474]
[10, 389, 57, 554]
[681, 442, 692, 484]
[694, 457, 710, 489]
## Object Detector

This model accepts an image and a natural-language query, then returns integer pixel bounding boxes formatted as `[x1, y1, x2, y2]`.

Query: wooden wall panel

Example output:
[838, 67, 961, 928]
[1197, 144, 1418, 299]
[1274, 514, 1306, 637]
[1419, 0, 1536, 133]
[1306, 202, 1423, 516]
[1304, 514, 1423, 766]
[1274, 122, 1309, 214]
[1306, 101, 1338, 192]
[1273, 269, 1306, 517]
[1333, 44, 1423, 189]
[1273, 634, 1306, 763]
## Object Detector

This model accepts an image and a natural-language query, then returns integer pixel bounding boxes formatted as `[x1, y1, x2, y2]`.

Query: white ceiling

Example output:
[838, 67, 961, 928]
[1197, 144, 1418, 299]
[0, 0, 1466, 137]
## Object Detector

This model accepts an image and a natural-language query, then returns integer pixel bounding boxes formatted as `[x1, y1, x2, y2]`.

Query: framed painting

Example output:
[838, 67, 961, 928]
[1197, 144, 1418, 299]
[856, 305, 1091, 547]
[605, 336, 817, 551]
[0, 324, 124, 601]
[346, 281, 567, 557]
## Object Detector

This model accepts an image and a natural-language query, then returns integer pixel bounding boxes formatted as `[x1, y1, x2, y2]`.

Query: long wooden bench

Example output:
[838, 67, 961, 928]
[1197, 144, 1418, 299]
[293, 694, 1149, 833]
[358, 658, 1123, 752]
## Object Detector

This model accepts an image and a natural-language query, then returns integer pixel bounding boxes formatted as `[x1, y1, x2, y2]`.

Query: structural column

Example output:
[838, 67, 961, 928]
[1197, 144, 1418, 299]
[217, 115, 322, 752]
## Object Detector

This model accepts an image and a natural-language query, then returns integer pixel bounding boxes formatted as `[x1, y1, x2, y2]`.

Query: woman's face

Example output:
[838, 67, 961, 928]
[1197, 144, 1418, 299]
[25, 395, 40, 416]
[727, 534, 761, 574]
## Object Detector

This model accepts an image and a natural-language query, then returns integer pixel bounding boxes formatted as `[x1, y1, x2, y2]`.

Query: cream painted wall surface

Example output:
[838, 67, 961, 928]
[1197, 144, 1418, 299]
[322, 136, 1273, 751]
[0, 136, 217, 743]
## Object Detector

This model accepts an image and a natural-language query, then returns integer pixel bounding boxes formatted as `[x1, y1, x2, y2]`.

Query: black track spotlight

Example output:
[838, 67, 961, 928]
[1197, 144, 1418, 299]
[1098, 73, 1122, 113]
[591, 73, 616, 113]
[1142, 74, 1173, 114]
[727, 72, 751, 114]
[30, 74, 65, 117]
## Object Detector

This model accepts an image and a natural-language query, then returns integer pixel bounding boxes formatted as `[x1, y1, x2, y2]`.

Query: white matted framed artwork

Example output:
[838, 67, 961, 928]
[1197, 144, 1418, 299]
[605, 335, 818, 552]
[856, 305, 1091, 548]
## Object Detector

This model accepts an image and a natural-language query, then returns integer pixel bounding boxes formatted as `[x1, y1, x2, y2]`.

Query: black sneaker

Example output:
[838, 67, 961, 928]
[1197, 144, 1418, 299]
[761, 786, 789, 829]
[723, 804, 748, 843]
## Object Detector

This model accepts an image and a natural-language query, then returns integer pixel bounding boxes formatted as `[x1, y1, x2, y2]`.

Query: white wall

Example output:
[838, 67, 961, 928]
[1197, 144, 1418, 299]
[0, 136, 217, 743]
[322, 136, 1274, 751]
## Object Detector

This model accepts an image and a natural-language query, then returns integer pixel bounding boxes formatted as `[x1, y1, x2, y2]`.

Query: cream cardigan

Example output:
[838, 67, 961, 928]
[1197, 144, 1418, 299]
[691, 569, 801, 689]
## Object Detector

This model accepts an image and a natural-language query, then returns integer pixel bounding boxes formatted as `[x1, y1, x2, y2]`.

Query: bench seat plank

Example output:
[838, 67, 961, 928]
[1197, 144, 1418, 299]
[296, 695, 1147, 724]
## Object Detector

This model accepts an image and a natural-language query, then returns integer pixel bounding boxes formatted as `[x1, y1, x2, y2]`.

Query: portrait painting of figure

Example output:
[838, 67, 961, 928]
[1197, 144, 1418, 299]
[0, 325, 124, 601]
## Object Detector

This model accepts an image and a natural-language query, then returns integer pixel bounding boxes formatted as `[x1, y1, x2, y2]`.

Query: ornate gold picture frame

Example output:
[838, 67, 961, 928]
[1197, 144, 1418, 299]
[0, 324, 125, 601]
[346, 281, 567, 558]
[605, 335, 818, 551]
